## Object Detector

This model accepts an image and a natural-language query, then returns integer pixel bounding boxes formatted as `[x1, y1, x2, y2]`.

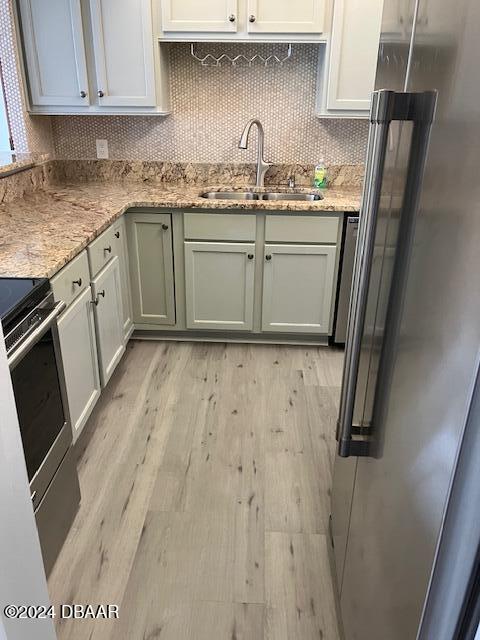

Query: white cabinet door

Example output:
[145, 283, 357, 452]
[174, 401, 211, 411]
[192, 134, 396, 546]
[262, 244, 337, 334]
[415, 0, 453, 39]
[381, 0, 407, 36]
[327, 0, 383, 111]
[185, 242, 255, 331]
[112, 218, 133, 342]
[91, 257, 126, 387]
[161, 0, 238, 32]
[57, 286, 101, 442]
[126, 213, 176, 326]
[246, 0, 325, 33]
[18, 0, 89, 106]
[90, 0, 156, 107]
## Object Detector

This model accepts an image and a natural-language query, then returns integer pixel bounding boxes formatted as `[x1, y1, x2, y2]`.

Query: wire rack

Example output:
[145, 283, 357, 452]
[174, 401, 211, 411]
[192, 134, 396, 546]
[190, 43, 292, 67]
[378, 42, 407, 68]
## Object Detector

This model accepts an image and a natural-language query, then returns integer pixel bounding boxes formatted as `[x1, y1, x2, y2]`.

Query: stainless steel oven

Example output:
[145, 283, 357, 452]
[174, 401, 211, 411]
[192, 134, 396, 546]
[4, 283, 80, 575]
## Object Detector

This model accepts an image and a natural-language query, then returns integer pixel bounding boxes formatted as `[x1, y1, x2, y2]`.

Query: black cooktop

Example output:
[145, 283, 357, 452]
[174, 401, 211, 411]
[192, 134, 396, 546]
[0, 277, 50, 333]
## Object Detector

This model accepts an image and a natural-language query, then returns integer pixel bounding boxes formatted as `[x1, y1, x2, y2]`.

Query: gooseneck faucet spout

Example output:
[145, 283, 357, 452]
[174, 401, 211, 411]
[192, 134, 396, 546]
[238, 118, 272, 187]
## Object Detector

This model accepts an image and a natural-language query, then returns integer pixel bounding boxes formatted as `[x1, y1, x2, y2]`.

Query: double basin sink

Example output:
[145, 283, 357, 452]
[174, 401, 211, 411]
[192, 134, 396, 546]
[201, 190, 323, 202]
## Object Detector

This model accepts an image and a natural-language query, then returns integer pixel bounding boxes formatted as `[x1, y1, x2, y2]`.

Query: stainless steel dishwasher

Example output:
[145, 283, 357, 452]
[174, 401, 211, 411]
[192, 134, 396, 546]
[334, 216, 359, 343]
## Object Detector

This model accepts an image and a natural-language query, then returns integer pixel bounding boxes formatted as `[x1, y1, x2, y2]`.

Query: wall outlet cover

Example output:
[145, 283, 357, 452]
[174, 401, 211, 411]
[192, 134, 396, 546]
[96, 139, 109, 159]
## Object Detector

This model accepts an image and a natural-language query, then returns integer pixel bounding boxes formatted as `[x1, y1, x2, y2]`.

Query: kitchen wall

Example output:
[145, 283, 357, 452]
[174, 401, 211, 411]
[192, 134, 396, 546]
[51, 43, 369, 165]
[1, 0, 369, 168]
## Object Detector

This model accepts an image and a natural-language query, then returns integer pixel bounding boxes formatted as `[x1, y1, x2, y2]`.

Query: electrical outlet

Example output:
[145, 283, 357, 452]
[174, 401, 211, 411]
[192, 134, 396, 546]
[96, 139, 109, 159]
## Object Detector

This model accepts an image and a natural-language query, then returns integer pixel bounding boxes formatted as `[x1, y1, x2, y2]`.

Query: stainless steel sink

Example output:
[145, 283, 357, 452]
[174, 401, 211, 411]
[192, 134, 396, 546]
[201, 191, 259, 200]
[200, 191, 323, 201]
[261, 192, 323, 201]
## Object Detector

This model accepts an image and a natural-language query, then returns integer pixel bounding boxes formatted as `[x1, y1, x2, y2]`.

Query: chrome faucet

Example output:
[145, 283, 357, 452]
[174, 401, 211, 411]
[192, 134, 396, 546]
[238, 119, 272, 187]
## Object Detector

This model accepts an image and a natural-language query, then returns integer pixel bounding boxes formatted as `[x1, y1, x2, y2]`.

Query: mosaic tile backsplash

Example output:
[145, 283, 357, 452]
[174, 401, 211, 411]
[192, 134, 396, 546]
[0, 0, 54, 154]
[52, 43, 369, 165]
[2, 0, 368, 167]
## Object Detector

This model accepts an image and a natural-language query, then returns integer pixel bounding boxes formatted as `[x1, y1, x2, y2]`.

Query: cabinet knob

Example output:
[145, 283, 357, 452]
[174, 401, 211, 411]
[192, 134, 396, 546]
[80, 90, 87, 98]
[228, 13, 235, 22]
[98, 90, 104, 98]
[72, 278, 82, 287]
[265, 254, 272, 261]
[104, 245, 112, 253]
[249, 14, 256, 22]
[162, 223, 169, 231]
[91, 290, 105, 306]
[115, 231, 120, 238]
[248, 253, 254, 260]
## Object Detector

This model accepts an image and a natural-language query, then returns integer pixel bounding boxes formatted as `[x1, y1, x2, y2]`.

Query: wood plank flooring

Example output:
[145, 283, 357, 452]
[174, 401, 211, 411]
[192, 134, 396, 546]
[48, 340, 344, 640]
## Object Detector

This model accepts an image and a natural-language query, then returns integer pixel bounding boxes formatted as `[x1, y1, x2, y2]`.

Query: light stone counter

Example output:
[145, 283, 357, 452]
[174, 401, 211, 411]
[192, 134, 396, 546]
[0, 180, 361, 279]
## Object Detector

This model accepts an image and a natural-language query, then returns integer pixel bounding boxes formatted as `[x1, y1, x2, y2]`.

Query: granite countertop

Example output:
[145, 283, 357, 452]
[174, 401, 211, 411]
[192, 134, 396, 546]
[0, 152, 50, 178]
[0, 181, 362, 279]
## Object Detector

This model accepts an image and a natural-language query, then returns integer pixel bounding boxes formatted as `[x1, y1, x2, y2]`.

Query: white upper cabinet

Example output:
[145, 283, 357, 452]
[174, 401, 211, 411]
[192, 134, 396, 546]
[246, 0, 325, 34]
[18, 0, 89, 107]
[157, 0, 326, 40]
[18, 0, 169, 114]
[323, 0, 384, 114]
[381, 0, 409, 37]
[90, 0, 156, 107]
[161, 0, 238, 32]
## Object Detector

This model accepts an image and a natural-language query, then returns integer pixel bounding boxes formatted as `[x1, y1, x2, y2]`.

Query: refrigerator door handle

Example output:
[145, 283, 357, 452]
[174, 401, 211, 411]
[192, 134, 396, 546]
[336, 90, 437, 458]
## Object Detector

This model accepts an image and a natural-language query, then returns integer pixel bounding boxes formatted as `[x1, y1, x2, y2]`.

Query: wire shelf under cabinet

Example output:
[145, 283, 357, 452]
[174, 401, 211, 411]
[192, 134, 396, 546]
[190, 42, 293, 67]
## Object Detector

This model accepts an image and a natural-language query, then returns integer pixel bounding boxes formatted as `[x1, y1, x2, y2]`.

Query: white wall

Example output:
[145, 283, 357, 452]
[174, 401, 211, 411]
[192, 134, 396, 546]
[0, 324, 56, 640]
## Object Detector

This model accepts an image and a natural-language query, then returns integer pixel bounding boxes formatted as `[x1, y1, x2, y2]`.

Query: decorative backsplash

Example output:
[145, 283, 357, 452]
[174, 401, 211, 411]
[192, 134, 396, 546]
[0, 160, 54, 203]
[51, 159, 365, 187]
[0, 0, 54, 154]
[51, 44, 369, 165]
[0, 158, 364, 205]
[2, 0, 370, 168]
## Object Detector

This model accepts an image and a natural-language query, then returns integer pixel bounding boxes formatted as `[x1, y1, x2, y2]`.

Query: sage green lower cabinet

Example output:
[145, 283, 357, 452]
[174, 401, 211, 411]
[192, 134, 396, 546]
[261, 244, 337, 334]
[126, 212, 176, 325]
[184, 241, 256, 331]
[91, 257, 126, 387]
[57, 286, 101, 442]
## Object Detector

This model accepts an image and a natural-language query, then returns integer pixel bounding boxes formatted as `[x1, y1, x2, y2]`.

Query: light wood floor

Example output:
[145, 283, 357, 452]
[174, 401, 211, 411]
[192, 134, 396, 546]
[48, 340, 344, 640]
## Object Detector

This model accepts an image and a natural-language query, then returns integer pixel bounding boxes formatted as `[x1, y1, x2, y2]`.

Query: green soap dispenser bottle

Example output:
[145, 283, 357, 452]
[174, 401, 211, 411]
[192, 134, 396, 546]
[314, 159, 327, 189]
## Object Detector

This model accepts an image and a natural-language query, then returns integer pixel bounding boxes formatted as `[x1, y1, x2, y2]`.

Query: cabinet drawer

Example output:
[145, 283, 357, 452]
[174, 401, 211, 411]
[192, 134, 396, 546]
[184, 212, 256, 242]
[265, 215, 340, 244]
[88, 225, 117, 277]
[51, 250, 90, 308]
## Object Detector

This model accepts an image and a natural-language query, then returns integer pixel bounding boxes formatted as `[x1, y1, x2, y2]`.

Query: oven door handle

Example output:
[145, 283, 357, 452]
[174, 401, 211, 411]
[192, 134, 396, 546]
[7, 300, 67, 370]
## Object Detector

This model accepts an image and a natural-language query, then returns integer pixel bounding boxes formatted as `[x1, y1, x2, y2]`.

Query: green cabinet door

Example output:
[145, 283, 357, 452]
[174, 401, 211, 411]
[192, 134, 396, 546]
[126, 212, 176, 326]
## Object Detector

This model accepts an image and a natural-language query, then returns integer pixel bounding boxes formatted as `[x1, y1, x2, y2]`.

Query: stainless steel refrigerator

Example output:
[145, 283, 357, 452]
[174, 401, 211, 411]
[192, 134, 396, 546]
[331, 0, 480, 638]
